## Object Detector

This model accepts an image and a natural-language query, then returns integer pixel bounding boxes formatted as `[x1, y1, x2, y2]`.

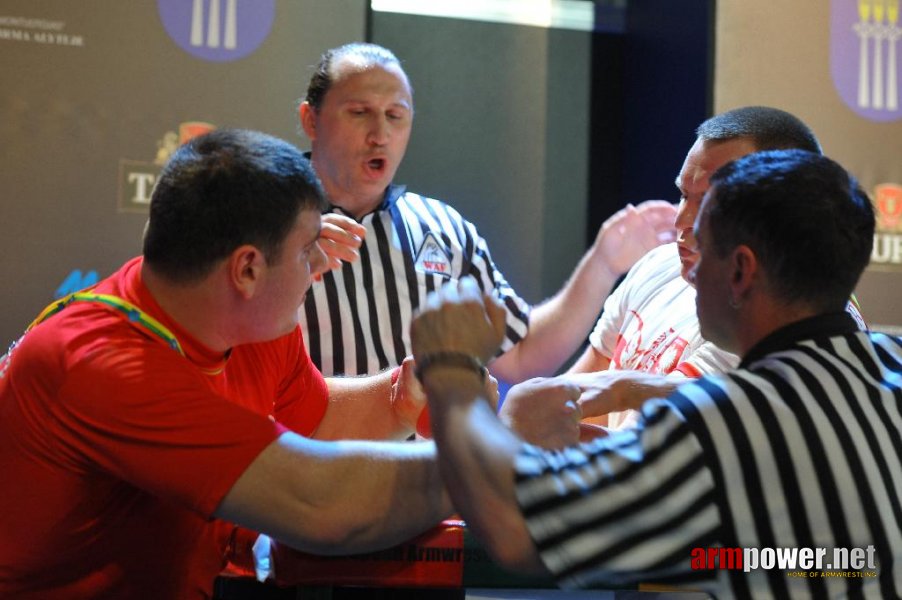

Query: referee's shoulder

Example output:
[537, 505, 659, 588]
[398, 190, 473, 224]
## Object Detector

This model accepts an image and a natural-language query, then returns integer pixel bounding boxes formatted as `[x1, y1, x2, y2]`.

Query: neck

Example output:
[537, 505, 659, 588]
[141, 264, 233, 353]
[734, 298, 820, 358]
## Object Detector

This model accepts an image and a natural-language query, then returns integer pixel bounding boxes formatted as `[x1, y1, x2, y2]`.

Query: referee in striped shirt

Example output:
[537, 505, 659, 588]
[297, 43, 677, 382]
[412, 149, 901, 598]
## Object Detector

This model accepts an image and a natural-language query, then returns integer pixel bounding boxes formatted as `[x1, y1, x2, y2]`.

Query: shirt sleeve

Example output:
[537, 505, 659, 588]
[461, 219, 531, 354]
[270, 329, 329, 436]
[588, 248, 661, 358]
[674, 340, 740, 378]
[57, 340, 285, 518]
[514, 398, 720, 590]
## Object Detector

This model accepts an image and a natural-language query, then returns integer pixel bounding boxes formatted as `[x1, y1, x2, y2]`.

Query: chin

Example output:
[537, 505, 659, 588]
[681, 264, 697, 287]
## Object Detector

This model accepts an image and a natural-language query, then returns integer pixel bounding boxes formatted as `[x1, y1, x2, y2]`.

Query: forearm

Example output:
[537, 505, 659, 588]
[492, 245, 616, 382]
[567, 344, 612, 374]
[217, 433, 452, 555]
[315, 370, 410, 440]
[423, 370, 545, 573]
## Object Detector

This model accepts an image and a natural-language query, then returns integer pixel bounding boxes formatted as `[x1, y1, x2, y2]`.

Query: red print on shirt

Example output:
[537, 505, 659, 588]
[612, 311, 690, 374]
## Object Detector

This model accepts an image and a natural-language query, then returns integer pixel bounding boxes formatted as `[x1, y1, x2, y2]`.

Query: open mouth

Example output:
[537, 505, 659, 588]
[366, 158, 386, 172]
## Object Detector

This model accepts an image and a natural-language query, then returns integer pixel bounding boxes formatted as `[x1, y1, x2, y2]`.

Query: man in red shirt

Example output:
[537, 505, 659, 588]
[0, 129, 451, 599]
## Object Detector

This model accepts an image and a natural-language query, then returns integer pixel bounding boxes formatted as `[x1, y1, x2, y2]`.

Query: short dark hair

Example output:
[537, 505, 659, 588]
[706, 149, 874, 311]
[305, 43, 406, 110]
[143, 129, 327, 283]
[697, 106, 822, 154]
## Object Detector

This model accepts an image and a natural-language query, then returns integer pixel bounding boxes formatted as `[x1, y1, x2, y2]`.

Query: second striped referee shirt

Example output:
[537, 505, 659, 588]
[300, 185, 531, 377]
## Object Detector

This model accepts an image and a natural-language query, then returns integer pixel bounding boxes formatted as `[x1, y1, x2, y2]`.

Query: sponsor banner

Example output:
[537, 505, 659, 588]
[118, 122, 215, 213]
[156, 0, 275, 62]
[870, 182, 902, 270]
[831, 0, 902, 122]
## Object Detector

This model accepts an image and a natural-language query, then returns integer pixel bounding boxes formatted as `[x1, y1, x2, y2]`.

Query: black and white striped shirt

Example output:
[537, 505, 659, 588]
[301, 185, 530, 376]
[515, 312, 902, 598]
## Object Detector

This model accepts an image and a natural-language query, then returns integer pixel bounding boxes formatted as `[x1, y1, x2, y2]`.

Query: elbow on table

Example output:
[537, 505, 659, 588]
[475, 519, 547, 576]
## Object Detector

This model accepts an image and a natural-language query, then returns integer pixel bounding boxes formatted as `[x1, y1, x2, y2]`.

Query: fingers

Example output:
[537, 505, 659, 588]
[634, 200, 678, 244]
[411, 276, 504, 362]
[392, 357, 428, 432]
[484, 374, 500, 410]
[317, 214, 365, 271]
[458, 276, 482, 301]
[321, 213, 367, 239]
[578, 423, 610, 443]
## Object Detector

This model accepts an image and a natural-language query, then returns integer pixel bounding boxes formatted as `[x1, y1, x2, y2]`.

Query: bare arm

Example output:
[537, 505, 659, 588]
[215, 432, 452, 555]
[314, 363, 423, 441]
[411, 277, 547, 572]
[567, 370, 680, 417]
[489, 201, 676, 382]
[422, 372, 546, 572]
[567, 343, 612, 374]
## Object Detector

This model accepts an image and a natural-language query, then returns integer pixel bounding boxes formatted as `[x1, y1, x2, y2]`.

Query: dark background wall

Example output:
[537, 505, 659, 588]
[369, 12, 592, 303]
[369, 1, 714, 310]
[589, 0, 714, 241]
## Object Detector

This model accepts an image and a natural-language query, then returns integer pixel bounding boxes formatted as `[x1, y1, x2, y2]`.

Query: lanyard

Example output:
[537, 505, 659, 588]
[25, 291, 185, 355]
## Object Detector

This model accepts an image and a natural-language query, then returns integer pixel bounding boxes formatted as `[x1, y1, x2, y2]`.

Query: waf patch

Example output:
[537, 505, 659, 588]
[414, 233, 452, 276]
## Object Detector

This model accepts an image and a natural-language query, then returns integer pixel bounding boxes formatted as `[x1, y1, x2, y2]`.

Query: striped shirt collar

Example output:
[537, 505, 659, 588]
[740, 311, 860, 368]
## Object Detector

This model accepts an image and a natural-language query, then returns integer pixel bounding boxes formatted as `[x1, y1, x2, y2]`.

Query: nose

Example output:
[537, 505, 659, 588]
[674, 198, 695, 233]
[366, 115, 390, 146]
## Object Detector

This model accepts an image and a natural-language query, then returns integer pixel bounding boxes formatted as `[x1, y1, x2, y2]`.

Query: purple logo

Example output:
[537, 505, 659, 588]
[831, 0, 902, 122]
[157, 0, 275, 62]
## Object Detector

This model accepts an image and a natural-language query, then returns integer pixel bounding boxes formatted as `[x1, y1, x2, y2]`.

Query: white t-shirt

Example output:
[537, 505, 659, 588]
[589, 243, 739, 428]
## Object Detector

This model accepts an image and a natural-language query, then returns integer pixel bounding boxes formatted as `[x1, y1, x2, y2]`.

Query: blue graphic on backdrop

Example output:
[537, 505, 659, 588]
[55, 270, 99, 299]
[157, 0, 275, 62]
[831, 0, 902, 122]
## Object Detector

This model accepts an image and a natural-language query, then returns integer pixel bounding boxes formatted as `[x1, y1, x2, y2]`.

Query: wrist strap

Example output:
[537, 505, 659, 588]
[415, 351, 487, 383]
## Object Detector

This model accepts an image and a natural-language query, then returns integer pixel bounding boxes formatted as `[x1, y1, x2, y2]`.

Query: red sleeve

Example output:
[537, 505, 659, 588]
[57, 341, 286, 518]
[271, 329, 328, 436]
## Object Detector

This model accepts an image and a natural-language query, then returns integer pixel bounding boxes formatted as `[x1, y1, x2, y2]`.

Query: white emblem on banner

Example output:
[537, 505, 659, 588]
[833, 0, 902, 120]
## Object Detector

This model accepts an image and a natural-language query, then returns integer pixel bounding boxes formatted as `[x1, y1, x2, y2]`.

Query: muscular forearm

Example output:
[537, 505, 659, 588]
[423, 370, 545, 573]
[216, 433, 452, 555]
[315, 371, 410, 441]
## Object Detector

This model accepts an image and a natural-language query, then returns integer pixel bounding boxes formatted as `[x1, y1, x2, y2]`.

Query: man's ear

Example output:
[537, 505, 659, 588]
[299, 102, 317, 141]
[730, 245, 759, 301]
[229, 245, 266, 300]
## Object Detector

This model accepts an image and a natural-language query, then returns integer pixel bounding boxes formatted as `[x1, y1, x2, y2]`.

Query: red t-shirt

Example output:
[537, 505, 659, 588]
[0, 257, 328, 599]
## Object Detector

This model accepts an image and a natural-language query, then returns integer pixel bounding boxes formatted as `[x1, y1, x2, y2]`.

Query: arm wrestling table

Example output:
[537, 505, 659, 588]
[214, 520, 707, 600]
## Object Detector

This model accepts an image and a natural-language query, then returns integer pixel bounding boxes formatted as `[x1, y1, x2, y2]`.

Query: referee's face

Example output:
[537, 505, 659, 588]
[690, 190, 737, 354]
[302, 60, 414, 219]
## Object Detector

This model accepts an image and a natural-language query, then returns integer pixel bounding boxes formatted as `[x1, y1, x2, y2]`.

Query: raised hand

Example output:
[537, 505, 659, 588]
[315, 213, 366, 278]
[594, 200, 678, 277]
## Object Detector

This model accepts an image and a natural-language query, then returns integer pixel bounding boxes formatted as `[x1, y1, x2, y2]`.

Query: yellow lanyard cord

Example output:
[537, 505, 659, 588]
[26, 291, 185, 356]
